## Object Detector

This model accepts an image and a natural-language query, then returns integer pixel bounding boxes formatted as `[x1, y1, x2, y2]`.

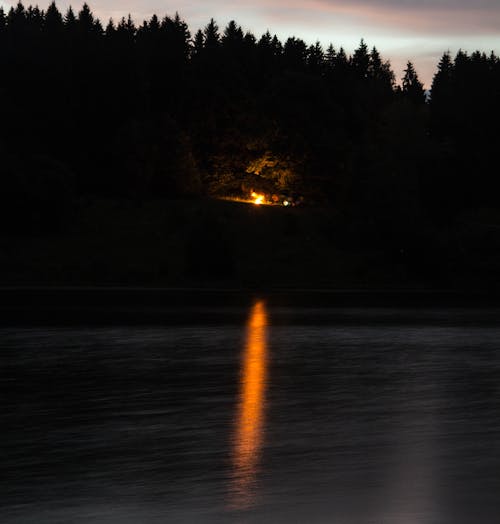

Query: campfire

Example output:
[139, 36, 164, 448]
[251, 192, 265, 205]
[219, 189, 300, 207]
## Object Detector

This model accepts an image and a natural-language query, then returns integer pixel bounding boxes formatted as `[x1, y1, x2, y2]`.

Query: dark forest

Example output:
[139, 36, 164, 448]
[2, 2, 500, 288]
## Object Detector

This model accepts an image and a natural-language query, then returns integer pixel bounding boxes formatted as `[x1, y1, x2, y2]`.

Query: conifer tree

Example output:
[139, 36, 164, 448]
[402, 61, 425, 104]
[258, 30, 272, 50]
[192, 28, 204, 57]
[325, 44, 336, 70]
[352, 38, 370, 79]
[243, 31, 255, 48]
[307, 41, 324, 73]
[44, 1, 63, 33]
[105, 18, 115, 37]
[283, 37, 307, 70]
[203, 18, 219, 50]
[222, 20, 243, 46]
[430, 51, 454, 136]
[77, 3, 95, 33]
[271, 34, 282, 57]
[64, 6, 76, 29]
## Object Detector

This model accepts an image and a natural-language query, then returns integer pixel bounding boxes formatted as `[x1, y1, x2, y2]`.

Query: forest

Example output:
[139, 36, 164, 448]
[3, 2, 500, 215]
[1, 2, 500, 288]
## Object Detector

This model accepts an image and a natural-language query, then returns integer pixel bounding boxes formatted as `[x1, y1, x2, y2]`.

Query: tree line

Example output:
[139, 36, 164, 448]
[1, 2, 499, 233]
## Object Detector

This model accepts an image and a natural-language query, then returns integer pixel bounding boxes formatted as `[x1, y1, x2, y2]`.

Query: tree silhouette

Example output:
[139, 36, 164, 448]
[352, 39, 370, 79]
[283, 37, 307, 71]
[402, 61, 425, 104]
[307, 41, 324, 74]
[203, 18, 219, 51]
[1, 1, 499, 229]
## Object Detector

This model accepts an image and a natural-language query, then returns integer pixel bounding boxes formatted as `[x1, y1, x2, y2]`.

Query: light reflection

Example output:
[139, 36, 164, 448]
[229, 299, 268, 510]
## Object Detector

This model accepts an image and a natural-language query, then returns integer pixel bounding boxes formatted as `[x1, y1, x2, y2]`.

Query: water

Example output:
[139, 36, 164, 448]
[2, 302, 500, 523]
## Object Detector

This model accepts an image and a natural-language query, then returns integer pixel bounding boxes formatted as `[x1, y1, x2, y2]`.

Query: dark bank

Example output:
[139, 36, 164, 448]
[2, 3, 500, 295]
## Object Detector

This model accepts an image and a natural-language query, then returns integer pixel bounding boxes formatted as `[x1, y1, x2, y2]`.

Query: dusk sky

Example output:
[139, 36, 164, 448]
[5, 0, 500, 86]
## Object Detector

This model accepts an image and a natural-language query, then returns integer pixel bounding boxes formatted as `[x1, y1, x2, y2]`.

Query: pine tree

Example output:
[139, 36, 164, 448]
[257, 31, 276, 72]
[149, 14, 160, 32]
[192, 28, 204, 57]
[161, 12, 190, 63]
[271, 35, 282, 58]
[325, 44, 336, 70]
[77, 3, 95, 32]
[430, 51, 454, 136]
[352, 38, 370, 79]
[26, 4, 43, 29]
[243, 31, 255, 47]
[105, 18, 115, 37]
[203, 18, 219, 50]
[222, 20, 243, 46]
[402, 61, 425, 104]
[431, 51, 453, 97]
[258, 30, 272, 50]
[116, 15, 135, 42]
[7, 2, 27, 33]
[283, 37, 307, 70]
[366, 46, 395, 101]
[64, 6, 76, 28]
[44, 1, 63, 33]
[307, 41, 324, 73]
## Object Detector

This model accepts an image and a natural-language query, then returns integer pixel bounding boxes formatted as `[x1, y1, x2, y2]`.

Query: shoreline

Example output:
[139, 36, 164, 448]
[2, 286, 500, 326]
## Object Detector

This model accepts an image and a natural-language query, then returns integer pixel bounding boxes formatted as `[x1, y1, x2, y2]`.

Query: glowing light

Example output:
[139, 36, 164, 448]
[229, 300, 268, 510]
[283, 200, 290, 206]
[251, 192, 265, 205]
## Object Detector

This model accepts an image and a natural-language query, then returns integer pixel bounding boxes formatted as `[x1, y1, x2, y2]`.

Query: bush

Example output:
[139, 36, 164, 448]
[0, 155, 76, 234]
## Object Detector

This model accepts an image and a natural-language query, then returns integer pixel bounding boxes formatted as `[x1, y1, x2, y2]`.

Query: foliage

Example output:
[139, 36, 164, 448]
[1, 2, 499, 232]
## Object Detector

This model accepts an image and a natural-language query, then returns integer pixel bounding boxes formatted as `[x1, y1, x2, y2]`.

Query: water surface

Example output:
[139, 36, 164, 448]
[2, 303, 500, 523]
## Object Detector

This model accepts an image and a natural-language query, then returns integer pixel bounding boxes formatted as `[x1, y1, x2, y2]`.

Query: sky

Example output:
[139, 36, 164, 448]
[3, 0, 500, 87]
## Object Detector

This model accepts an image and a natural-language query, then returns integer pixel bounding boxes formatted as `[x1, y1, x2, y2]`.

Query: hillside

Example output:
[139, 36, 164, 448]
[3, 197, 499, 291]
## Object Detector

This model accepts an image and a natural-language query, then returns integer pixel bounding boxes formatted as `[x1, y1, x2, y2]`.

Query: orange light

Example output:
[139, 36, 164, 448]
[229, 300, 268, 510]
[250, 192, 265, 205]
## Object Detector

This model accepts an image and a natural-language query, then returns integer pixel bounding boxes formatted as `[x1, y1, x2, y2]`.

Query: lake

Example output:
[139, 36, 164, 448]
[2, 300, 500, 523]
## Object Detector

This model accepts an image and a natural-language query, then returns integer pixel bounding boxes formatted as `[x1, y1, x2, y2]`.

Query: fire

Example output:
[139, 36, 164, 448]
[251, 192, 265, 205]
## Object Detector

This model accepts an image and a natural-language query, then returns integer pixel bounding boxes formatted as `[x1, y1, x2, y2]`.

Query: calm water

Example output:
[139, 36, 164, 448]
[2, 302, 500, 523]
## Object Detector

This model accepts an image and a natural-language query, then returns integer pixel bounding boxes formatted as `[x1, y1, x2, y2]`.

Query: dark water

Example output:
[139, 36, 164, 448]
[2, 303, 500, 523]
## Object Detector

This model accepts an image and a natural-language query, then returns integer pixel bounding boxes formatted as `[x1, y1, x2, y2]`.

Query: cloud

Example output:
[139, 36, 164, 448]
[323, 0, 500, 9]
[225, 0, 500, 36]
[320, 0, 500, 34]
[6, 1, 500, 37]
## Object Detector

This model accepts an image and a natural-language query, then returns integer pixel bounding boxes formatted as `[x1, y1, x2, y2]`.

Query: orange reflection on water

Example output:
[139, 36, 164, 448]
[229, 299, 268, 510]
